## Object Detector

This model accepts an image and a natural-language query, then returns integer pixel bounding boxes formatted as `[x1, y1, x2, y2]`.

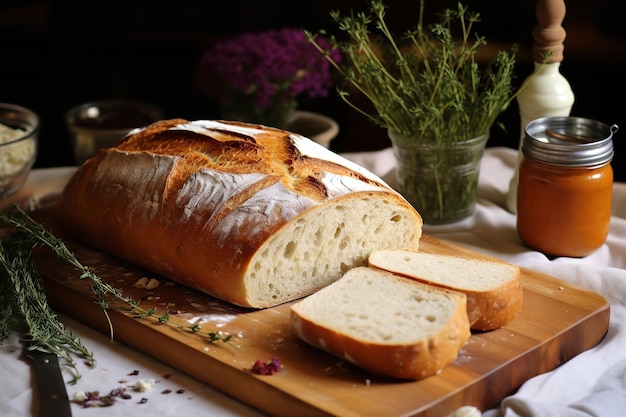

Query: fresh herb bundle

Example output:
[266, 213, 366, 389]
[307, 0, 518, 142]
[0, 207, 231, 382]
[0, 211, 94, 383]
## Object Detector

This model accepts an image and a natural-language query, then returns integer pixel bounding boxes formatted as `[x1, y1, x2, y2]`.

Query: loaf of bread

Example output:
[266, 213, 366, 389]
[56, 119, 423, 308]
[290, 266, 471, 380]
[368, 250, 523, 331]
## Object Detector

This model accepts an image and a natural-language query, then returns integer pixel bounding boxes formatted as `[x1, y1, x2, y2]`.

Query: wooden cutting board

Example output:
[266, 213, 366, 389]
[38, 233, 609, 417]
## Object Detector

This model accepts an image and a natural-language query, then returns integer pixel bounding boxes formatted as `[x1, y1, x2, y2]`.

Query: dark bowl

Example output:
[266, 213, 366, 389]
[65, 100, 163, 164]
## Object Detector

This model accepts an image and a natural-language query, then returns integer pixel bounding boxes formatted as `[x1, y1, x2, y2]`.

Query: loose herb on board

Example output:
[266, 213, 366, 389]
[0, 207, 231, 382]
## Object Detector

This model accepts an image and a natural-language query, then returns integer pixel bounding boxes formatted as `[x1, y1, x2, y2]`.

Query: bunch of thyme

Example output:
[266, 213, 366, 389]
[0, 207, 231, 382]
[307, 0, 518, 142]
[0, 213, 94, 383]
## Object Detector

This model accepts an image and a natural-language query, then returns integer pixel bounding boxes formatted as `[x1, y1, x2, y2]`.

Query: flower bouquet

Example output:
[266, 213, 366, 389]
[196, 28, 340, 129]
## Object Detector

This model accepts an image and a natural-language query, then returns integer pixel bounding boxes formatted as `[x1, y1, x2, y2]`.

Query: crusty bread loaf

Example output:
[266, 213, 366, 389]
[368, 250, 523, 331]
[56, 119, 422, 308]
[290, 266, 471, 380]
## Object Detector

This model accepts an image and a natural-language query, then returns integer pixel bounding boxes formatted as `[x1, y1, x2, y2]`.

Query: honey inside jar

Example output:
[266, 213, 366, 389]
[517, 159, 612, 257]
[516, 117, 617, 258]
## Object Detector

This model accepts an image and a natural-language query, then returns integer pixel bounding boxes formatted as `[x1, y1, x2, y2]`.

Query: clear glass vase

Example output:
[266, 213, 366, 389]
[388, 131, 489, 224]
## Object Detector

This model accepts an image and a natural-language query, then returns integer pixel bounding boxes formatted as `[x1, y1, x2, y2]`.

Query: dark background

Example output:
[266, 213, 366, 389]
[1, 0, 625, 180]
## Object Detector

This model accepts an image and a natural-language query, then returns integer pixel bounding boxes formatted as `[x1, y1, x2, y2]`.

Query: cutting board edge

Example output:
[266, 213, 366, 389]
[43, 269, 611, 417]
[414, 299, 610, 417]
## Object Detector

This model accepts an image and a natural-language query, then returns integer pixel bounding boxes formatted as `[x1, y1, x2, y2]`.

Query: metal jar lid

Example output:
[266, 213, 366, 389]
[523, 117, 618, 167]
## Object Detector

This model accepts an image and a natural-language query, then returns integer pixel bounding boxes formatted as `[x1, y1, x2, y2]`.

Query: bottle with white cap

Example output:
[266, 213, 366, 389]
[506, 0, 575, 213]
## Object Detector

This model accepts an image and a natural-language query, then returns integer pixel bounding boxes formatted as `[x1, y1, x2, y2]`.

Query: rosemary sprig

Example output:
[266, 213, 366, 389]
[0, 275, 14, 341]
[0, 230, 94, 383]
[0, 207, 231, 381]
[307, 0, 519, 141]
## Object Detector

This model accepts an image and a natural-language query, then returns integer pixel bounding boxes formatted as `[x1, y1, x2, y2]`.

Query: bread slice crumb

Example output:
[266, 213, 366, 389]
[368, 250, 523, 330]
[290, 267, 470, 380]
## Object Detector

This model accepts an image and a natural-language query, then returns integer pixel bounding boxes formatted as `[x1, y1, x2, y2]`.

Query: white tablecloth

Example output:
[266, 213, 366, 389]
[2, 147, 625, 417]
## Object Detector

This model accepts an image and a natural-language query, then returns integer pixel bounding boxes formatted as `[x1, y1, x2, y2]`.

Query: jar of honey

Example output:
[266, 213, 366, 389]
[517, 117, 618, 257]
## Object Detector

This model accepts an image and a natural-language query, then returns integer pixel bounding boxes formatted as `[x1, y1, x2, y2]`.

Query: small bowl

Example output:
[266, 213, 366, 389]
[0, 103, 39, 199]
[286, 110, 340, 149]
[65, 99, 163, 164]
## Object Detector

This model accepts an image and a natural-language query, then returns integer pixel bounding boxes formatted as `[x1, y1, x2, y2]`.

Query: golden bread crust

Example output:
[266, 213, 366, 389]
[57, 120, 423, 308]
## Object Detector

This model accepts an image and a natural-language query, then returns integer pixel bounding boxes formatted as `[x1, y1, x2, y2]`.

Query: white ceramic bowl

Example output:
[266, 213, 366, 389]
[65, 99, 163, 164]
[0, 103, 39, 199]
[286, 110, 339, 149]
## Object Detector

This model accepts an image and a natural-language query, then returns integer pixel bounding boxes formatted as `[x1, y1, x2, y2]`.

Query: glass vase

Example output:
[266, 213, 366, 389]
[388, 131, 489, 225]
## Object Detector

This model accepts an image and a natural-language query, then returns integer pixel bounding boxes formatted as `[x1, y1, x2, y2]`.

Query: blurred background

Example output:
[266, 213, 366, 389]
[1, 0, 625, 180]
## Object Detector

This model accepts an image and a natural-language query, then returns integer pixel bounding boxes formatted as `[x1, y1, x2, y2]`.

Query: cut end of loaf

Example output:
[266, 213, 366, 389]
[290, 267, 471, 380]
[244, 194, 422, 308]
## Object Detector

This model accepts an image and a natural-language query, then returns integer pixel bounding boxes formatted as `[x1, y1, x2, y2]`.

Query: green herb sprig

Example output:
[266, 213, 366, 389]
[0, 219, 95, 383]
[0, 207, 231, 382]
[306, 0, 518, 142]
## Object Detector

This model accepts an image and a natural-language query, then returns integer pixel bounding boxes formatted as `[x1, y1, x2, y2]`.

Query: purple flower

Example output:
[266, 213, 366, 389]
[195, 28, 340, 111]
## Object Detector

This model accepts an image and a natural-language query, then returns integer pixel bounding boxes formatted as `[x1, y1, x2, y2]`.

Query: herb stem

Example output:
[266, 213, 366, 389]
[307, 0, 519, 141]
[0, 207, 232, 382]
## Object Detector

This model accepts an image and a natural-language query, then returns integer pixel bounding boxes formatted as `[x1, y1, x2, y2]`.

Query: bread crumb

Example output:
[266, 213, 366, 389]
[72, 390, 88, 402]
[134, 277, 160, 290]
[132, 378, 157, 392]
[133, 277, 148, 288]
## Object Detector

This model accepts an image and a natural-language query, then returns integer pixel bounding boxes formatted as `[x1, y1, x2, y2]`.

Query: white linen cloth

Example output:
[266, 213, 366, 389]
[1, 147, 625, 416]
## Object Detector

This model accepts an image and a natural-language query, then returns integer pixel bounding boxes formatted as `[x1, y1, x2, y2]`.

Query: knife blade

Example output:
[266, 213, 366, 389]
[26, 346, 73, 417]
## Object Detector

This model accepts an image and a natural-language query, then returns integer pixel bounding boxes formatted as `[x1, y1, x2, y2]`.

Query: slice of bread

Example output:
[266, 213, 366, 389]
[290, 266, 471, 380]
[368, 250, 523, 331]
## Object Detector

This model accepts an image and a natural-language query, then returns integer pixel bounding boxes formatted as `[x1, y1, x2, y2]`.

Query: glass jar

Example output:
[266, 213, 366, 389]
[517, 117, 618, 257]
[388, 131, 489, 225]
